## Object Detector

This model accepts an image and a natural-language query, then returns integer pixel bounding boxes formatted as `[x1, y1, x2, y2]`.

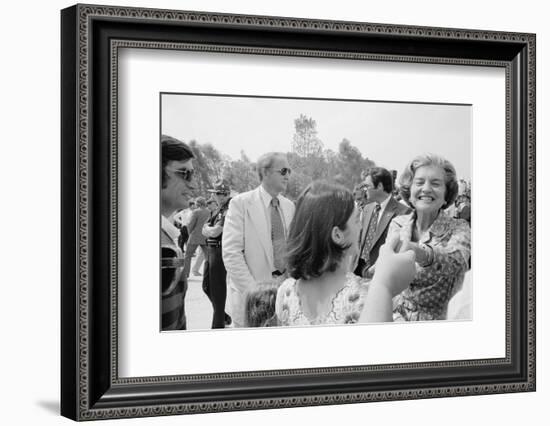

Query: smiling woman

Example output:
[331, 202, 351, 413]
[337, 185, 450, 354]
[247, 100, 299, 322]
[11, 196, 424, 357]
[388, 154, 471, 321]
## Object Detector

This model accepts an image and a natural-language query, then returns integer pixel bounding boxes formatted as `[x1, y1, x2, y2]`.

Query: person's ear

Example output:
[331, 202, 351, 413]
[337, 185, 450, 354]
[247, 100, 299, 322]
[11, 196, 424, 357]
[331, 226, 345, 246]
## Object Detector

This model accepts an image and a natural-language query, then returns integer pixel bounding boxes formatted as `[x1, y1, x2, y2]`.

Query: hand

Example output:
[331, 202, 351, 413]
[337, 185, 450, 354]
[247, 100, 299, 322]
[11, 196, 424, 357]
[202, 224, 222, 238]
[399, 240, 430, 266]
[371, 234, 416, 297]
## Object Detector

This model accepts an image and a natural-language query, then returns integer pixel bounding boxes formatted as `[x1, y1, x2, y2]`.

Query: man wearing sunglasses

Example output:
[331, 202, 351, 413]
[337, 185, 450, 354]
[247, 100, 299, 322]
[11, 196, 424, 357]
[223, 152, 295, 328]
[160, 135, 196, 331]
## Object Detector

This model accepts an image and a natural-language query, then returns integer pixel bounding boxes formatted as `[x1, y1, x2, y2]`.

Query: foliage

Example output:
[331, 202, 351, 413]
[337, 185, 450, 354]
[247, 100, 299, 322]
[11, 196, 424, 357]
[291, 114, 324, 157]
[186, 115, 377, 201]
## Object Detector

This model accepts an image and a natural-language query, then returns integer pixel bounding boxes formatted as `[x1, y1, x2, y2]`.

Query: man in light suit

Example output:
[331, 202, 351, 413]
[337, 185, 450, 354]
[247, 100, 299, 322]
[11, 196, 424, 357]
[222, 152, 295, 327]
[355, 167, 411, 278]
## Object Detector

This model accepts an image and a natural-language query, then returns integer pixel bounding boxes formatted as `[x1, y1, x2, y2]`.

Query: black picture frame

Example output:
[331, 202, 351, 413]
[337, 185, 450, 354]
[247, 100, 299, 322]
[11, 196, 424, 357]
[61, 3, 536, 421]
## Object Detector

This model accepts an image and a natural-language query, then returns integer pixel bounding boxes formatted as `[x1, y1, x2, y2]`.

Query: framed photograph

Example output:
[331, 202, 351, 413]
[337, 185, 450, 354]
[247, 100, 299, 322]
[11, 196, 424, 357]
[61, 3, 535, 421]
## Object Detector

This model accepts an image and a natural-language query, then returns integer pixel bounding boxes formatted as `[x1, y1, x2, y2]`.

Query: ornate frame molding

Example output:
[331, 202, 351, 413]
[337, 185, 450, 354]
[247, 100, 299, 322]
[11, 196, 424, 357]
[61, 4, 535, 421]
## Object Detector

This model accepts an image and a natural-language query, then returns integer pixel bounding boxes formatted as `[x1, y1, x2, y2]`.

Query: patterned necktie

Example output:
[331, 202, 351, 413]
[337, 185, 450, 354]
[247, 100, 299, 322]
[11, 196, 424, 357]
[361, 203, 381, 269]
[271, 197, 285, 272]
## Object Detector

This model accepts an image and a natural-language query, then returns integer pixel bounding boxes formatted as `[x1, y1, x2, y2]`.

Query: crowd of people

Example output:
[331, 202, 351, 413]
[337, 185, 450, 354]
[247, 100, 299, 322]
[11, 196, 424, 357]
[160, 134, 472, 331]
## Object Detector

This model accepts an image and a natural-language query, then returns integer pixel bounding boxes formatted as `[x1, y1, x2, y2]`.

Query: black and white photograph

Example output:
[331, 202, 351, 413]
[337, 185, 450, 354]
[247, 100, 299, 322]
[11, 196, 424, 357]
[55, 2, 537, 422]
[160, 93, 472, 331]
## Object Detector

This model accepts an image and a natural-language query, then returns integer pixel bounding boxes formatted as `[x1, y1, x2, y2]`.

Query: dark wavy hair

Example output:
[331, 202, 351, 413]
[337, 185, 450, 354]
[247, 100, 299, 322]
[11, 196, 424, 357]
[398, 154, 459, 210]
[286, 180, 355, 280]
[161, 135, 194, 188]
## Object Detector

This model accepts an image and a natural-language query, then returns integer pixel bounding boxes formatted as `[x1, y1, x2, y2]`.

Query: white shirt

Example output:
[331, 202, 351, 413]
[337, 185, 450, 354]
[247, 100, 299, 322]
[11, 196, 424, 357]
[259, 184, 288, 237]
[172, 208, 193, 227]
[376, 193, 392, 227]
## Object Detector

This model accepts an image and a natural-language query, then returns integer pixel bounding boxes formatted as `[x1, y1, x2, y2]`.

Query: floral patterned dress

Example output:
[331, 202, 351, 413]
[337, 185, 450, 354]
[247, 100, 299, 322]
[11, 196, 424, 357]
[275, 273, 370, 326]
[389, 211, 471, 321]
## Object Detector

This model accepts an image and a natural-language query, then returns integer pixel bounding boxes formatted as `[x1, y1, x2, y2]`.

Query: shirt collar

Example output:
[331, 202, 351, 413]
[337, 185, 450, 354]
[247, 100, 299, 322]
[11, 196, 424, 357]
[259, 184, 279, 208]
[378, 193, 392, 212]
[161, 215, 180, 244]
[400, 210, 453, 242]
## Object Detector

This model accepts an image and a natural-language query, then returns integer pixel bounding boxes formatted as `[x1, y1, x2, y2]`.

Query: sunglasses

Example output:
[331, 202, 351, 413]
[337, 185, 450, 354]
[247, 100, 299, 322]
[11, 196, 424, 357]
[167, 167, 195, 182]
[270, 167, 292, 176]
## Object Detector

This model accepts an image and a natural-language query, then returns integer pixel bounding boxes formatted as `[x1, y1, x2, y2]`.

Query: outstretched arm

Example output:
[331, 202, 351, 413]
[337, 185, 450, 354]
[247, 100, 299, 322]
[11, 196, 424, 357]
[360, 234, 416, 323]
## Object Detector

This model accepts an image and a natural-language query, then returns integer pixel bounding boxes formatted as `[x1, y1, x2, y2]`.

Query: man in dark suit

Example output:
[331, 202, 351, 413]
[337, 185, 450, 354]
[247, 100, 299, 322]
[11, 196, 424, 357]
[354, 167, 411, 278]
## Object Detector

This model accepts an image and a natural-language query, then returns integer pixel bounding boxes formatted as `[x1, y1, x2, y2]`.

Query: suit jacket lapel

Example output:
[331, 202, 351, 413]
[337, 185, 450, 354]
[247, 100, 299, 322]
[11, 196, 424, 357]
[247, 188, 273, 261]
[373, 197, 398, 243]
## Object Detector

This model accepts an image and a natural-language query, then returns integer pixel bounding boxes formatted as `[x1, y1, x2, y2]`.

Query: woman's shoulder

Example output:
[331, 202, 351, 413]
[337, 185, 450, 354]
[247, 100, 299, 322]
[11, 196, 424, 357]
[275, 277, 300, 325]
[391, 211, 415, 226]
[330, 274, 370, 324]
[431, 211, 470, 237]
[343, 273, 370, 297]
[277, 277, 298, 298]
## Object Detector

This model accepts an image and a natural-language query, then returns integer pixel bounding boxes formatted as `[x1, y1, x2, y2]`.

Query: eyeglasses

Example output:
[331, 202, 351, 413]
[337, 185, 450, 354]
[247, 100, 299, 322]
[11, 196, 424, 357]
[167, 167, 195, 182]
[270, 167, 292, 176]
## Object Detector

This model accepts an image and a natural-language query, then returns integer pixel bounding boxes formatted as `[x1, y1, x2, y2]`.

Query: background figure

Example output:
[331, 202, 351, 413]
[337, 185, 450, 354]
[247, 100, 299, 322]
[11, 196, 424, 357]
[191, 246, 205, 276]
[275, 181, 369, 326]
[223, 152, 295, 327]
[245, 281, 280, 327]
[389, 154, 471, 321]
[182, 197, 209, 279]
[355, 167, 411, 278]
[446, 269, 472, 320]
[206, 198, 219, 217]
[202, 180, 233, 328]
[353, 183, 368, 210]
[172, 200, 195, 251]
[160, 135, 196, 331]
[455, 194, 471, 224]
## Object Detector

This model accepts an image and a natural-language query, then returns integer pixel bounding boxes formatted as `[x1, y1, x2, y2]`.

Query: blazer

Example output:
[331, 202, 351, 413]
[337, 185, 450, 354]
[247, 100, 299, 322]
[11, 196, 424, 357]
[222, 186, 295, 326]
[186, 207, 210, 245]
[358, 196, 411, 268]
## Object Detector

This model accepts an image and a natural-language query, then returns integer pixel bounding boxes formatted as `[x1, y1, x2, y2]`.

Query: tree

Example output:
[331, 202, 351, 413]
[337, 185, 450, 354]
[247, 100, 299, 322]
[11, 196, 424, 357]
[221, 151, 259, 194]
[291, 114, 324, 157]
[188, 140, 225, 195]
[336, 138, 376, 190]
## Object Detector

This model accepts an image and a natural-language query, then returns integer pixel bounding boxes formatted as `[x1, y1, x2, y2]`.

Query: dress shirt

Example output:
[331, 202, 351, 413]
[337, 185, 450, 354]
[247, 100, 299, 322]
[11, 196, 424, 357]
[258, 184, 288, 238]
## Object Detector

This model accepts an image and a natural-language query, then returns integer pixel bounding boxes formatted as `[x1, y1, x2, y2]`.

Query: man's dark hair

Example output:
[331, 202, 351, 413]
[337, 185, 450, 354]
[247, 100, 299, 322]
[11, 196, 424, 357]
[161, 135, 194, 188]
[367, 167, 393, 193]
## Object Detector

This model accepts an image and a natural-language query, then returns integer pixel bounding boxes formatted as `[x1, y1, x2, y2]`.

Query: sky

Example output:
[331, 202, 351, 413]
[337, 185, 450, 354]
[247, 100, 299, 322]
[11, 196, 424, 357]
[161, 93, 472, 180]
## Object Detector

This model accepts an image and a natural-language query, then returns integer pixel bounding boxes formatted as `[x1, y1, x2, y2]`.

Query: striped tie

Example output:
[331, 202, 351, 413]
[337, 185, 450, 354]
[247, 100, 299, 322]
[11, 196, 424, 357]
[271, 198, 285, 272]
